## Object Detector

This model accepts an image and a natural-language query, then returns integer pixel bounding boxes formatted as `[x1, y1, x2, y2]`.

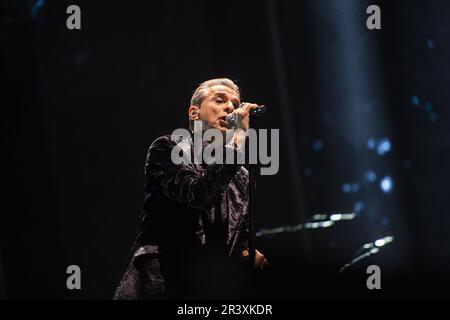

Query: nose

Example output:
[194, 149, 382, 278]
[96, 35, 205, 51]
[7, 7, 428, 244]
[224, 101, 235, 113]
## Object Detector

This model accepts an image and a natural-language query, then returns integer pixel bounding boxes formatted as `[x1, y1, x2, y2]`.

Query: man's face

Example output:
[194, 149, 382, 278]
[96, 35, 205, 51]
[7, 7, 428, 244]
[197, 85, 240, 133]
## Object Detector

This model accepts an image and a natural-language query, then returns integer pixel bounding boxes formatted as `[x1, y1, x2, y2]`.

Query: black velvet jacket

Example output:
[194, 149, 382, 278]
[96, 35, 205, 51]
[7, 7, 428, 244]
[137, 134, 249, 255]
[114, 134, 250, 299]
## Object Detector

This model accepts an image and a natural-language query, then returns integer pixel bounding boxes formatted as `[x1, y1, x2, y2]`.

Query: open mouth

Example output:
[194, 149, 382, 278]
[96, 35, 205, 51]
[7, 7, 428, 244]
[219, 116, 227, 126]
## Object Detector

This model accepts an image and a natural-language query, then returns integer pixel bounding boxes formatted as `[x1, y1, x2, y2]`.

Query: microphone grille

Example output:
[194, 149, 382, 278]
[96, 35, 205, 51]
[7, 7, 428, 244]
[226, 114, 236, 128]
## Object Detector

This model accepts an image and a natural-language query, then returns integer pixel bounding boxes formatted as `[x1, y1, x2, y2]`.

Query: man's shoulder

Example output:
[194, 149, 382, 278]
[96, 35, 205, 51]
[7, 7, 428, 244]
[147, 133, 192, 155]
[145, 133, 193, 167]
[150, 133, 188, 146]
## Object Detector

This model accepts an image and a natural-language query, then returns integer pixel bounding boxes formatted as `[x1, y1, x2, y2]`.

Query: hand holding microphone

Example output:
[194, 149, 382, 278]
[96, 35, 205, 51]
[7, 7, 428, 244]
[226, 103, 267, 130]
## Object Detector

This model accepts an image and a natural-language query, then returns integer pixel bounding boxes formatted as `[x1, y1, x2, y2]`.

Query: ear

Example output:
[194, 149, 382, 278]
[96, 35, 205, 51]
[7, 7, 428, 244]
[188, 105, 200, 121]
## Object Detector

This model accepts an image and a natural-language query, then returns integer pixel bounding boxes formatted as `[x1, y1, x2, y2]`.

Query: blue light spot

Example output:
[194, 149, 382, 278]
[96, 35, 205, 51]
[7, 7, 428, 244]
[304, 167, 313, 176]
[365, 170, 377, 182]
[342, 183, 351, 194]
[381, 217, 390, 226]
[426, 39, 435, 49]
[376, 138, 391, 156]
[367, 139, 376, 150]
[411, 95, 420, 107]
[353, 201, 364, 214]
[351, 183, 360, 193]
[311, 139, 323, 152]
[31, 0, 45, 18]
[380, 176, 394, 193]
[424, 102, 432, 112]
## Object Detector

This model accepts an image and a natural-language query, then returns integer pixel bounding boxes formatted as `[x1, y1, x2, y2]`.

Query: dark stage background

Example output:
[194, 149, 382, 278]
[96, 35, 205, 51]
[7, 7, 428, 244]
[2, 0, 450, 299]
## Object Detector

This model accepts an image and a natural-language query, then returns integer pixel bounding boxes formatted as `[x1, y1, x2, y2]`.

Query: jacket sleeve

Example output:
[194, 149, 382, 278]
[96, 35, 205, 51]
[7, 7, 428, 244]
[237, 214, 249, 255]
[145, 135, 242, 210]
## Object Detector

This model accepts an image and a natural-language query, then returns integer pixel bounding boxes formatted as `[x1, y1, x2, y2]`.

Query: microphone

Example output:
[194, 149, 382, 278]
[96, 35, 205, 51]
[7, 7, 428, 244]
[250, 104, 267, 117]
[226, 105, 267, 128]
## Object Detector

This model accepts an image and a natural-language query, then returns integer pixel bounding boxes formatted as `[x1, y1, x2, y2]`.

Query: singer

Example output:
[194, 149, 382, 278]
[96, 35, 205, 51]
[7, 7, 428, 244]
[113, 78, 268, 300]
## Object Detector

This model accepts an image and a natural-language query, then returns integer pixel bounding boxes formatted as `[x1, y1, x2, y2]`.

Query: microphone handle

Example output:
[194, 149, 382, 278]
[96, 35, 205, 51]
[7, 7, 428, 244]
[227, 105, 267, 128]
[250, 105, 267, 118]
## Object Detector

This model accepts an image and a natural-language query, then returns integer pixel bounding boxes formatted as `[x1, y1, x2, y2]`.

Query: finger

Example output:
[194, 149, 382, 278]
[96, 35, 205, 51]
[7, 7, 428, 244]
[241, 103, 258, 112]
[255, 250, 265, 260]
[233, 108, 244, 117]
[255, 250, 264, 259]
[254, 255, 265, 268]
[255, 254, 264, 265]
